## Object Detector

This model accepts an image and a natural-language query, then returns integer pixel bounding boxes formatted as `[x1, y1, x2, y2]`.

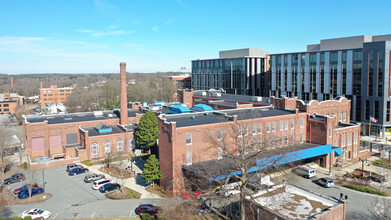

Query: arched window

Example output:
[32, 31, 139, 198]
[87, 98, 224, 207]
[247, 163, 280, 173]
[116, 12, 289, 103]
[129, 138, 135, 150]
[91, 142, 98, 155]
[104, 141, 111, 153]
[117, 139, 124, 151]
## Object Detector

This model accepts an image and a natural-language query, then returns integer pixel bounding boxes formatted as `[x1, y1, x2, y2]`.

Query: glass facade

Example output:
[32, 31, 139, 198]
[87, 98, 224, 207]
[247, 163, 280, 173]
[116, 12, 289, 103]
[329, 52, 338, 97]
[192, 57, 267, 96]
[309, 53, 317, 93]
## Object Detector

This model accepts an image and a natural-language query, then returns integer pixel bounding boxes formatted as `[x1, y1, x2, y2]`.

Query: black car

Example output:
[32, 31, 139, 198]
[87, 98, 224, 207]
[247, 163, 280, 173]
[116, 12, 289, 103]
[3, 173, 26, 185]
[99, 183, 121, 193]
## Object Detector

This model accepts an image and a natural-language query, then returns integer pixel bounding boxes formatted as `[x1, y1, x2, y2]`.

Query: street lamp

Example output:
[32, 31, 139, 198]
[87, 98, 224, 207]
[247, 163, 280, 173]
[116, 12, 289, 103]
[359, 157, 369, 177]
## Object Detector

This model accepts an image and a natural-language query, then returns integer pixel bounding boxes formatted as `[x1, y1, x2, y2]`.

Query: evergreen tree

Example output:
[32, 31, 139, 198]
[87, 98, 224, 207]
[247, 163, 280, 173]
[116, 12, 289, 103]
[136, 111, 159, 149]
[142, 155, 163, 187]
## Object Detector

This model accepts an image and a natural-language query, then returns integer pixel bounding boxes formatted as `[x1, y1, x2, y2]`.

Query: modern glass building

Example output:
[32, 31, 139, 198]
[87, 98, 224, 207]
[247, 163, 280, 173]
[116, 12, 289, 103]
[192, 48, 269, 96]
[269, 35, 391, 137]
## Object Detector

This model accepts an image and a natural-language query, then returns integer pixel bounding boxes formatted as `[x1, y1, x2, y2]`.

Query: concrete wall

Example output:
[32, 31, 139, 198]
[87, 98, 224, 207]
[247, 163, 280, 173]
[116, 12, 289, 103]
[219, 48, 269, 59]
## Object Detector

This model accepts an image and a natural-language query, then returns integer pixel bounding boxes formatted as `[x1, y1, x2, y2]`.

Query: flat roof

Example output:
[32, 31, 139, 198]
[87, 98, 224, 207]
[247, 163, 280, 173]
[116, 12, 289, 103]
[24, 109, 141, 125]
[161, 107, 298, 128]
[193, 92, 270, 105]
[248, 184, 340, 220]
[83, 125, 126, 137]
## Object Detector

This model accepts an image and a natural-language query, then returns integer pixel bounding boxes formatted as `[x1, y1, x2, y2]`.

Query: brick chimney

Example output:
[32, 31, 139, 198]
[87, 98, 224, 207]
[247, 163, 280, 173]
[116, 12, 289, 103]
[120, 62, 128, 125]
[11, 77, 13, 88]
[40, 82, 43, 89]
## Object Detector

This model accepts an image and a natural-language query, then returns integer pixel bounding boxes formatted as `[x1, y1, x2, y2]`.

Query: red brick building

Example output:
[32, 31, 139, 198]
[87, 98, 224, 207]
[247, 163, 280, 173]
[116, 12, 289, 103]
[158, 95, 360, 194]
[0, 92, 24, 114]
[39, 84, 73, 108]
[23, 63, 141, 163]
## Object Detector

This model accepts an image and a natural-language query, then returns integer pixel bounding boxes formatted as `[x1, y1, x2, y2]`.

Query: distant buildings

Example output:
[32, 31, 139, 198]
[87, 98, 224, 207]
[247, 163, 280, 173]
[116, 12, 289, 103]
[0, 92, 24, 114]
[165, 74, 191, 89]
[39, 84, 74, 108]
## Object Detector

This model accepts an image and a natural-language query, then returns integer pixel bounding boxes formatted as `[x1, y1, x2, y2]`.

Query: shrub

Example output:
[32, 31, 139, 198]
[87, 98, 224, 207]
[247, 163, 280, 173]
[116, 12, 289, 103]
[9, 217, 22, 220]
[23, 217, 32, 220]
[141, 213, 154, 220]
[81, 160, 93, 166]
[342, 184, 388, 196]
[23, 162, 28, 170]
[374, 159, 391, 168]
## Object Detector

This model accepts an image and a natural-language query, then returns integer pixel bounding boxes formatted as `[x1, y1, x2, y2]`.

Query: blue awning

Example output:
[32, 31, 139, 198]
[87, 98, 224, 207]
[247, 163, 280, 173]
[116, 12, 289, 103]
[333, 148, 344, 156]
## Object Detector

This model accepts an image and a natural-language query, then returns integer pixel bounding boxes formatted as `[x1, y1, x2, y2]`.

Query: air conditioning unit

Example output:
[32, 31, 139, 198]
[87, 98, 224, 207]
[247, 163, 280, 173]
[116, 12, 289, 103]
[252, 96, 262, 102]
[93, 111, 103, 117]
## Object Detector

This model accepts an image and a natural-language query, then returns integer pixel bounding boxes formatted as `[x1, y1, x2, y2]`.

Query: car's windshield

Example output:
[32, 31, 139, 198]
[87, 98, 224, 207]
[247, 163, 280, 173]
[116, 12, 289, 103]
[38, 209, 44, 214]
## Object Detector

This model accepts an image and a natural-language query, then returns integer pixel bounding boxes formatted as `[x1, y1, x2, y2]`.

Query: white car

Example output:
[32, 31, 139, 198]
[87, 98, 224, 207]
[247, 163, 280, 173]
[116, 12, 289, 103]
[91, 179, 114, 190]
[20, 208, 51, 219]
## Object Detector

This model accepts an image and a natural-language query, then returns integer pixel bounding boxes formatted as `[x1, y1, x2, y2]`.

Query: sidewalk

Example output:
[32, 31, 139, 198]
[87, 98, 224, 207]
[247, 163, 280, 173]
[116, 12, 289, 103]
[77, 160, 161, 199]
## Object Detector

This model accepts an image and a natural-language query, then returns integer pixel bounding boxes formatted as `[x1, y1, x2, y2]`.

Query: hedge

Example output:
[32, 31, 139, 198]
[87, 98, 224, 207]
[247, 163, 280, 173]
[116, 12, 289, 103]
[342, 184, 388, 196]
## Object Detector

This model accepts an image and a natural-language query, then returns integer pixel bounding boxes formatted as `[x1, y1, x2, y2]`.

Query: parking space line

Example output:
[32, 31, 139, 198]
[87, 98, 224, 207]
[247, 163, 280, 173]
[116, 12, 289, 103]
[52, 213, 58, 219]
[91, 212, 96, 218]
[129, 211, 133, 217]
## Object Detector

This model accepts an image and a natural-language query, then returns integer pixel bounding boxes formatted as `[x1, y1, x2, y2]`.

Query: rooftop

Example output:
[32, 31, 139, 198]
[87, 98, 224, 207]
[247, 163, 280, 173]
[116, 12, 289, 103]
[161, 106, 298, 128]
[24, 109, 141, 125]
[247, 184, 340, 220]
[193, 91, 270, 105]
[83, 125, 126, 137]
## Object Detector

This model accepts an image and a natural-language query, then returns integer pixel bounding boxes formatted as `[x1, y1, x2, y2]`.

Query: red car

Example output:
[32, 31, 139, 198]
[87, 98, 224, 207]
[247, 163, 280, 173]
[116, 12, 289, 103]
[182, 191, 203, 199]
[13, 183, 39, 194]
[136, 204, 161, 215]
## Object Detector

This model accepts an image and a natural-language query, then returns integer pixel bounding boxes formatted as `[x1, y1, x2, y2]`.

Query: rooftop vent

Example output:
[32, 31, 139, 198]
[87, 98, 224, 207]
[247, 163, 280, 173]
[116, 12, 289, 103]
[95, 123, 112, 134]
[93, 111, 103, 117]
[191, 115, 196, 119]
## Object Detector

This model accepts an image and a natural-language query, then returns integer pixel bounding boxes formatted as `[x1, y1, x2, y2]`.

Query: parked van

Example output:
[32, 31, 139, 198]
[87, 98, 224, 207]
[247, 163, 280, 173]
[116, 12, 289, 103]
[295, 165, 316, 178]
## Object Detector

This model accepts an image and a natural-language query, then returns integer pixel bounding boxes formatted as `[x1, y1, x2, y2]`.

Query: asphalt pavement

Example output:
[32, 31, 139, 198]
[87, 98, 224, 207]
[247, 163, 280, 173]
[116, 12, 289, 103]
[1, 165, 163, 219]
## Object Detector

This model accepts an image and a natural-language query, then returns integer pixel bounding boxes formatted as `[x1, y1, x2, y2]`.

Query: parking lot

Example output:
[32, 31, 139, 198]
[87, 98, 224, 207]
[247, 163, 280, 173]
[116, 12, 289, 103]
[2, 165, 162, 219]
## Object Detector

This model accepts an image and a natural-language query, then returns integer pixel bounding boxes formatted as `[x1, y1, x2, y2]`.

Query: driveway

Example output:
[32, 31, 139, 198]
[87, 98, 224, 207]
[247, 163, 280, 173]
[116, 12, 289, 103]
[1, 165, 163, 219]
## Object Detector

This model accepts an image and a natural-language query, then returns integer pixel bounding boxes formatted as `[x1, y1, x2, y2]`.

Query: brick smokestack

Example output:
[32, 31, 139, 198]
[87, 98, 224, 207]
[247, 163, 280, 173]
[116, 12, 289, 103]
[40, 82, 43, 89]
[11, 77, 14, 88]
[120, 62, 128, 125]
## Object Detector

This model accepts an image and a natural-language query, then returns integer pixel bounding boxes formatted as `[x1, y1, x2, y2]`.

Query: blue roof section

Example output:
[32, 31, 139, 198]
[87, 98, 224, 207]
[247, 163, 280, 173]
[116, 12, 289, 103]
[169, 105, 191, 114]
[154, 101, 165, 104]
[191, 104, 214, 112]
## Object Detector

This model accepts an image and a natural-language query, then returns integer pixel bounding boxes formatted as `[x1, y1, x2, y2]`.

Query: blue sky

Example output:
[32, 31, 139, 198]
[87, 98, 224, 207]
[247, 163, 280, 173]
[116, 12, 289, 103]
[0, 0, 390, 74]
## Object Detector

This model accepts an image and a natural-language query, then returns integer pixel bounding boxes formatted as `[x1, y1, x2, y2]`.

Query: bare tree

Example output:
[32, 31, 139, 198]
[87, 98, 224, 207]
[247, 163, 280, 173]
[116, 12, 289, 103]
[0, 127, 9, 177]
[375, 166, 391, 191]
[369, 198, 391, 220]
[23, 171, 39, 199]
[183, 113, 295, 220]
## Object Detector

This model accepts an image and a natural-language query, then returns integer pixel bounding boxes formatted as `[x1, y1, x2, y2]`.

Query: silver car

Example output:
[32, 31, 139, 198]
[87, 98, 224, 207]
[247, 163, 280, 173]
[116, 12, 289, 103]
[318, 177, 334, 188]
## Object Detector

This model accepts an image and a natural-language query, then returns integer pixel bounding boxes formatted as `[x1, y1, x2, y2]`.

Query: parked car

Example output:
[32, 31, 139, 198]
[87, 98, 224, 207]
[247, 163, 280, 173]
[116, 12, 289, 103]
[14, 183, 39, 194]
[68, 167, 89, 176]
[99, 183, 121, 193]
[84, 173, 105, 183]
[91, 179, 115, 190]
[66, 164, 83, 172]
[295, 165, 316, 179]
[136, 204, 161, 215]
[20, 208, 51, 219]
[17, 187, 44, 199]
[3, 173, 26, 185]
[317, 177, 335, 188]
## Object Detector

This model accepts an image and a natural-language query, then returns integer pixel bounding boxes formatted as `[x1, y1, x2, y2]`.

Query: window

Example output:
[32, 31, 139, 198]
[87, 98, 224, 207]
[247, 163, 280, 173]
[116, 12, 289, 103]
[343, 112, 347, 121]
[300, 118, 304, 127]
[285, 120, 288, 130]
[267, 123, 271, 133]
[186, 133, 192, 145]
[272, 122, 276, 132]
[244, 126, 248, 136]
[104, 141, 111, 153]
[252, 124, 257, 135]
[252, 140, 257, 152]
[354, 134, 358, 144]
[129, 138, 135, 150]
[238, 143, 242, 155]
[238, 126, 243, 137]
[3, 104, 9, 107]
[291, 134, 294, 144]
[91, 143, 98, 155]
[353, 149, 358, 157]
[217, 147, 222, 160]
[186, 152, 192, 165]
[300, 133, 303, 143]
[271, 138, 276, 148]
[285, 136, 288, 145]
[329, 128, 332, 137]
[258, 123, 262, 134]
[340, 112, 343, 122]
[117, 139, 124, 151]
[280, 121, 283, 131]
[291, 119, 295, 129]
[280, 137, 283, 146]
[218, 129, 223, 141]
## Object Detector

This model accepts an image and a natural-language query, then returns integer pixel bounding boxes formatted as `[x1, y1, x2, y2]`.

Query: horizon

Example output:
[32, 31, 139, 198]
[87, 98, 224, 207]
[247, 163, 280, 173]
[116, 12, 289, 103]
[0, 0, 390, 74]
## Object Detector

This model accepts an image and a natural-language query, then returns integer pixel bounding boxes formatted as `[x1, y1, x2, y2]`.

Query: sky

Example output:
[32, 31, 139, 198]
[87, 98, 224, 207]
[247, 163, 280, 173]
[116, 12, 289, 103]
[0, 0, 390, 74]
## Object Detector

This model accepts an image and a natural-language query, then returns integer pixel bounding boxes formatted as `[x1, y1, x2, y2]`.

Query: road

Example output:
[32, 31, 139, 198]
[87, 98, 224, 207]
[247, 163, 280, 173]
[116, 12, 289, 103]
[286, 173, 388, 219]
[1, 165, 164, 219]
